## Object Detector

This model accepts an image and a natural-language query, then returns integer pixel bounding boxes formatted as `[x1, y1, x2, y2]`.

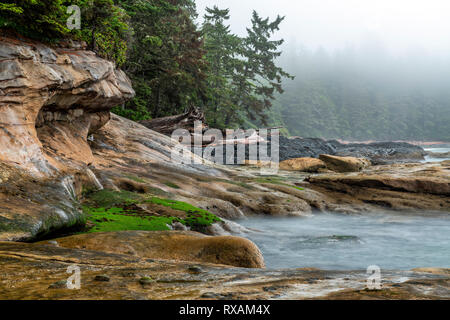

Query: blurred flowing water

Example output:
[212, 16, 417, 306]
[423, 147, 450, 162]
[238, 212, 450, 270]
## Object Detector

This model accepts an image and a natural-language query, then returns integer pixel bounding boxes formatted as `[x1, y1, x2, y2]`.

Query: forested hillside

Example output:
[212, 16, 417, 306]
[1, 1, 448, 141]
[268, 45, 450, 141]
[0, 0, 290, 128]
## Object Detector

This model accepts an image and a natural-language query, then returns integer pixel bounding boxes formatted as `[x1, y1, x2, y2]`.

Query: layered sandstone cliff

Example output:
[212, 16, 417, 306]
[0, 37, 134, 240]
[0, 36, 134, 175]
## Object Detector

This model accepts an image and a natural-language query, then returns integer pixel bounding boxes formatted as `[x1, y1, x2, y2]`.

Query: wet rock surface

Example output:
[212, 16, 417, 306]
[0, 37, 449, 300]
[0, 241, 448, 300]
[333, 141, 427, 164]
[279, 137, 337, 161]
[304, 162, 450, 211]
[426, 151, 450, 158]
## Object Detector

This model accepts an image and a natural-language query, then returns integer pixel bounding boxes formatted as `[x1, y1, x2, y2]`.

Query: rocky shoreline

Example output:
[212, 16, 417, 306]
[278, 136, 427, 164]
[1, 239, 448, 299]
[0, 38, 448, 300]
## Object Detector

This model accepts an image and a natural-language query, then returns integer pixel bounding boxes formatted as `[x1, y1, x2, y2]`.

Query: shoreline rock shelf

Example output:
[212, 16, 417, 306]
[0, 240, 448, 300]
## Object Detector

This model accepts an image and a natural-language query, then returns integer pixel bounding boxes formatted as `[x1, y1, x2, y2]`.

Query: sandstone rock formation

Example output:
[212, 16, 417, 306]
[279, 157, 326, 172]
[43, 230, 265, 268]
[0, 36, 448, 244]
[0, 36, 449, 302]
[0, 36, 134, 175]
[0, 37, 134, 240]
[319, 154, 371, 172]
[304, 162, 450, 211]
[243, 160, 273, 167]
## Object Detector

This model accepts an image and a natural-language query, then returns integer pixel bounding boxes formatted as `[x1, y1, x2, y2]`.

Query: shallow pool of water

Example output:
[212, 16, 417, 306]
[238, 213, 450, 270]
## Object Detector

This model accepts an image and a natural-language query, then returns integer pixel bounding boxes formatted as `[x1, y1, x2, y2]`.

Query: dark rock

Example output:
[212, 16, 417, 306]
[48, 280, 67, 289]
[204, 134, 425, 165]
[188, 266, 203, 274]
[94, 275, 110, 282]
[277, 138, 425, 164]
[278, 136, 337, 161]
[334, 141, 426, 164]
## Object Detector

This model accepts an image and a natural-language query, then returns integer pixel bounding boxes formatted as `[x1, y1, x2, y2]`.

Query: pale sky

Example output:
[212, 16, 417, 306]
[195, 0, 450, 56]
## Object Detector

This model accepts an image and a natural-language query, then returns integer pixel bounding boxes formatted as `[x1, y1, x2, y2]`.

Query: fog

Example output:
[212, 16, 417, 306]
[195, 0, 450, 141]
[195, 0, 450, 57]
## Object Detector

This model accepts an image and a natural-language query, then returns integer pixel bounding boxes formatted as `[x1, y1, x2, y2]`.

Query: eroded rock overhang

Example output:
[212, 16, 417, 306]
[0, 36, 135, 176]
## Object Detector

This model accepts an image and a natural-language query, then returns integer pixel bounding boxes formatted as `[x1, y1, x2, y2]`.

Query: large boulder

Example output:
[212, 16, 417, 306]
[45, 230, 265, 268]
[279, 157, 326, 172]
[319, 154, 371, 173]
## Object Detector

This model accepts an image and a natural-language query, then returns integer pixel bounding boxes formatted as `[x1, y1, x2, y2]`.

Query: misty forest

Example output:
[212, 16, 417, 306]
[2, 0, 448, 141]
[273, 44, 450, 141]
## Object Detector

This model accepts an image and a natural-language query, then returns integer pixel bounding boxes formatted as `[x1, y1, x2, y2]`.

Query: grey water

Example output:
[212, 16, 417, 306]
[238, 213, 450, 270]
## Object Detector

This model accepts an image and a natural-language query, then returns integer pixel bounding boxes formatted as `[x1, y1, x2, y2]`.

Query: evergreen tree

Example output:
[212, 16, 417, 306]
[202, 7, 292, 128]
[202, 6, 241, 127]
[0, 0, 69, 41]
[234, 11, 294, 125]
[73, 0, 130, 66]
[113, 0, 208, 120]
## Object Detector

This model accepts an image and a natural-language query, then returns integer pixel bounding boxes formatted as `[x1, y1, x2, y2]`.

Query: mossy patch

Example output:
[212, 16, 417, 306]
[145, 186, 172, 197]
[81, 189, 221, 233]
[124, 175, 147, 184]
[83, 189, 144, 208]
[164, 181, 180, 189]
[83, 206, 177, 232]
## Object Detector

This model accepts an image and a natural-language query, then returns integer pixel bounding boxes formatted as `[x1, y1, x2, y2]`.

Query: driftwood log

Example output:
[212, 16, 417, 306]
[139, 108, 207, 136]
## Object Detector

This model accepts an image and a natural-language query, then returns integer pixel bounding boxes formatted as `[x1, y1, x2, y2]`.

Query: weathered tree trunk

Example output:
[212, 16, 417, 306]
[139, 107, 207, 136]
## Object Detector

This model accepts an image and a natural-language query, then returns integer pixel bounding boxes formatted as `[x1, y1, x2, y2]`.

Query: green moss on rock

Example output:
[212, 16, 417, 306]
[82, 190, 221, 233]
[84, 189, 144, 208]
[124, 175, 147, 183]
[164, 181, 181, 189]
[83, 206, 176, 232]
